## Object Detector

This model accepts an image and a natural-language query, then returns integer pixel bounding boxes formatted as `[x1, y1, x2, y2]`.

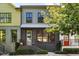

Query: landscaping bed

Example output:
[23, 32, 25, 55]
[55, 48, 79, 54]
[9, 46, 48, 55]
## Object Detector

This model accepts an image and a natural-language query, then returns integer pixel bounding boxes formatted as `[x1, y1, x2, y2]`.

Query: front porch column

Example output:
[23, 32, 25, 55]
[32, 29, 37, 45]
[21, 29, 26, 45]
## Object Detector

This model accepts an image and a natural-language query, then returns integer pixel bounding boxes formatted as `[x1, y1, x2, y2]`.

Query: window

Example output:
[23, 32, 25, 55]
[0, 13, 11, 23]
[37, 30, 48, 42]
[43, 31, 48, 42]
[37, 30, 43, 42]
[26, 12, 32, 23]
[0, 30, 6, 42]
[11, 30, 17, 42]
[38, 12, 44, 23]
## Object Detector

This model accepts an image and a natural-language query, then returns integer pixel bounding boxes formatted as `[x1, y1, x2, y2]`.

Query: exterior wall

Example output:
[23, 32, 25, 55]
[21, 7, 46, 24]
[0, 26, 20, 52]
[0, 3, 20, 26]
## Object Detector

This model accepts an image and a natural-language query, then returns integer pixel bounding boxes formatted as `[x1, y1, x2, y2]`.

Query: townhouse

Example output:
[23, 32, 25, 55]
[20, 5, 59, 51]
[0, 3, 20, 52]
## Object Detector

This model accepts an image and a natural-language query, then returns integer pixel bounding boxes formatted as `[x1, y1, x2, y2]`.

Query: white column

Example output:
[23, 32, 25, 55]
[17, 28, 20, 42]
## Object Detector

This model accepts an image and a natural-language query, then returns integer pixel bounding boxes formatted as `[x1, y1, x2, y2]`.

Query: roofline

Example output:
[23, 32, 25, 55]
[9, 3, 20, 9]
[20, 5, 60, 7]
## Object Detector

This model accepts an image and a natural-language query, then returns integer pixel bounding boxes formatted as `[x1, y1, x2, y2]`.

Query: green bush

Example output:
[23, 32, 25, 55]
[9, 52, 16, 55]
[63, 48, 79, 54]
[9, 46, 48, 55]
[36, 50, 48, 54]
[15, 42, 20, 51]
[16, 47, 35, 55]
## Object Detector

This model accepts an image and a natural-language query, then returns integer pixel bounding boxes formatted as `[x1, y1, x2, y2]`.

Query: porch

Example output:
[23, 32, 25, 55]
[20, 28, 59, 51]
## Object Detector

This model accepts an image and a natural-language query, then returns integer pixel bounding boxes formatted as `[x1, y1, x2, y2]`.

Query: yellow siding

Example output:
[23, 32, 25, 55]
[0, 3, 20, 26]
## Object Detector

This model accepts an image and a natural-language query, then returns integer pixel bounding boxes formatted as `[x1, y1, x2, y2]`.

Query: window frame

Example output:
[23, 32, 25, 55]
[36, 30, 49, 42]
[26, 12, 32, 23]
[0, 12, 12, 23]
[11, 29, 17, 42]
[38, 12, 44, 23]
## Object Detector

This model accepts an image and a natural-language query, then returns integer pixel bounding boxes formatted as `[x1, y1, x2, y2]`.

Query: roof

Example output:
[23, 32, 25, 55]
[21, 24, 50, 28]
[13, 3, 60, 8]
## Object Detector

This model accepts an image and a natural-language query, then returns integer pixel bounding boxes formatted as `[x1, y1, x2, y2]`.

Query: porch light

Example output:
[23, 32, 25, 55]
[20, 42, 23, 46]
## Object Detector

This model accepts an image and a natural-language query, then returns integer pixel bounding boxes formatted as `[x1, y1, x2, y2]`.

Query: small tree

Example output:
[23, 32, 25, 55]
[44, 3, 79, 35]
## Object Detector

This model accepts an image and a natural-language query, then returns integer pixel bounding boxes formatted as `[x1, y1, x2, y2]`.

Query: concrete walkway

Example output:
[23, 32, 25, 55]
[30, 52, 79, 56]
[46, 52, 79, 56]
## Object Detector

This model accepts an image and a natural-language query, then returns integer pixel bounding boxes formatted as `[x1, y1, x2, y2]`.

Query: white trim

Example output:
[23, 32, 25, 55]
[21, 24, 50, 28]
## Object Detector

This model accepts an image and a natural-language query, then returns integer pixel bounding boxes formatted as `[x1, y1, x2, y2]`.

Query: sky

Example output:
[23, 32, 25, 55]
[13, 3, 60, 7]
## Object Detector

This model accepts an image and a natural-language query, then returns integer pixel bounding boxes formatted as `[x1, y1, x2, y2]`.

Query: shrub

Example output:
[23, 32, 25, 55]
[63, 48, 79, 54]
[9, 46, 48, 55]
[9, 52, 16, 55]
[15, 42, 20, 51]
[36, 50, 48, 54]
[16, 47, 35, 55]
[56, 41, 62, 51]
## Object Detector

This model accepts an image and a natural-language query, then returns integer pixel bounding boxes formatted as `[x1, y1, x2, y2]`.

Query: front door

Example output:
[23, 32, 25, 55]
[26, 30, 32, 45]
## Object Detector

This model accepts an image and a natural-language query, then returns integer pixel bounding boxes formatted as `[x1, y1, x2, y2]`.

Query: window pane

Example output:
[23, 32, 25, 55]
[11, 30, 17, 42]
[0, 30, 6, 42]
[37, 30, 48, 42]
[38, 12, 44, 23]
[43, 31, 48, 42]
[26, 12, 32, 23]
[0, 13, 11, 23]
[37, 30, 42, 42]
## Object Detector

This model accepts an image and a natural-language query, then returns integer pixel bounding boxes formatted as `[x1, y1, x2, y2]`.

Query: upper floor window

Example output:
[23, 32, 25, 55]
[26, 12, 32, 23]
[38, 12, 44, 23]
[0, 13, 11, 23]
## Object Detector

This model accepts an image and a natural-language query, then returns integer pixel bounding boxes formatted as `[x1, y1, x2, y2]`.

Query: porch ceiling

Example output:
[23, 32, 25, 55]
[21, 24, 50, 28]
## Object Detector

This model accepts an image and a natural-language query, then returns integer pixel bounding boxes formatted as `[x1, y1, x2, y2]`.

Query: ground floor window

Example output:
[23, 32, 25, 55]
[11, 30, 17, 42]
[0, 29, 6, 42]
[37, 30, 48, 42]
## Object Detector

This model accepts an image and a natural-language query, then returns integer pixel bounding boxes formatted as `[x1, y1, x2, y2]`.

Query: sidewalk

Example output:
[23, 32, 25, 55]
[1, 52, 79, 56]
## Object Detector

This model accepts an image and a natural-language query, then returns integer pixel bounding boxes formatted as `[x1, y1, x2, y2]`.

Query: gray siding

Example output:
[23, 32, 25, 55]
[22, 9, 45, 24]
